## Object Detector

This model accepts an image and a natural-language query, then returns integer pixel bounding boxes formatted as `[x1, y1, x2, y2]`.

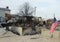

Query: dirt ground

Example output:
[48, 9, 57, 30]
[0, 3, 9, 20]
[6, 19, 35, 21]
[0, 28, 60, 42]
[0, 33, 60, 42]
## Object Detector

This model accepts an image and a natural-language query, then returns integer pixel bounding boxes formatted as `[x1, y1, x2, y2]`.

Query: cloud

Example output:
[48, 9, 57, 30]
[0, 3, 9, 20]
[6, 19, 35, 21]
[29, 0, 60, 19]
[0, 0, 60, 19]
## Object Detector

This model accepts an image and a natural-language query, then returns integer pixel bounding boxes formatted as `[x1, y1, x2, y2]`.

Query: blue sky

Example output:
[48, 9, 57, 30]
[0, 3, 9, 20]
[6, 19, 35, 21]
[0, 0, 60, 20]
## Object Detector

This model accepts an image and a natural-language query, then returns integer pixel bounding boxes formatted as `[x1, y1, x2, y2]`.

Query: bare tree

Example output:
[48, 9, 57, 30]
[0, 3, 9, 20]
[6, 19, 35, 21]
[19, 2, 34, 16]
[18, 2, 35, 24]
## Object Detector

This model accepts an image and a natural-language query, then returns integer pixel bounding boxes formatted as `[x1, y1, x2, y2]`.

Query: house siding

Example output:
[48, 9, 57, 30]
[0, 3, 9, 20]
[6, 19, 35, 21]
[0, 8, 10, 18]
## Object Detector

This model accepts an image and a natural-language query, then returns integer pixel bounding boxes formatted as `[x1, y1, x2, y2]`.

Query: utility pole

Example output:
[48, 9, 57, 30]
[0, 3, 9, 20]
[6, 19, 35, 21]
[34, 7, 36, 17]
[33, 7, 36, 31]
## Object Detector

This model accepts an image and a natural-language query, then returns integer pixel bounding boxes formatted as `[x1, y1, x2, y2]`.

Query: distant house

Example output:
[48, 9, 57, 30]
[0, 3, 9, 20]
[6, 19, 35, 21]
[0, 6, 10, 18]
[0, 6, 11, 26]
